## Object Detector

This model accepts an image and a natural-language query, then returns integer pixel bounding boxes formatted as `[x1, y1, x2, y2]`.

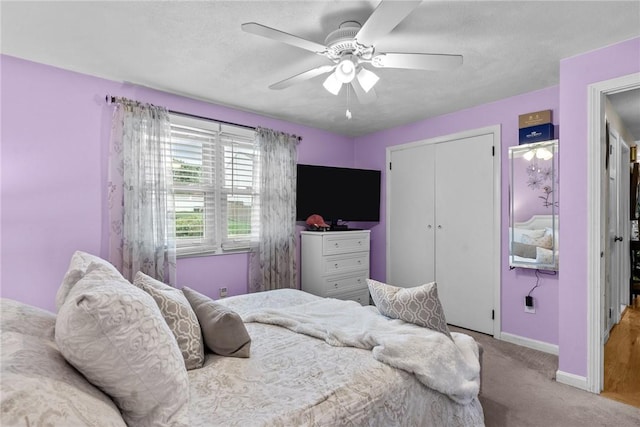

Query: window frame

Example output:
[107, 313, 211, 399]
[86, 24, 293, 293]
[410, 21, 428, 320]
[169, 113, 258, 257]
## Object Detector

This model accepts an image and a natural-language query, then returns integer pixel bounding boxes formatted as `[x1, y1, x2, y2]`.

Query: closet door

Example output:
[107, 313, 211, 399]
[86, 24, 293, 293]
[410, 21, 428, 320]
[388, 144, 436, 286]
[435, 134, 495, 334]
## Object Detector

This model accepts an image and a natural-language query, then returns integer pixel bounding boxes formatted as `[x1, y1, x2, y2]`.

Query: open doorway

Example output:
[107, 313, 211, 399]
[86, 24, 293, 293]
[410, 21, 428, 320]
[587, 74, 640, 400]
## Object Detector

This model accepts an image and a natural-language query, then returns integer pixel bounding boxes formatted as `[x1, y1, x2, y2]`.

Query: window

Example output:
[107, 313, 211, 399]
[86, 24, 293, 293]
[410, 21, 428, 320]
[169, 114, 258, 255]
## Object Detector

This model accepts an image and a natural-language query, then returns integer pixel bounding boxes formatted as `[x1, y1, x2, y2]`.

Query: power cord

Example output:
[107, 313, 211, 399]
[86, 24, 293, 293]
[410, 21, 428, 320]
[528, 269, 557, 296]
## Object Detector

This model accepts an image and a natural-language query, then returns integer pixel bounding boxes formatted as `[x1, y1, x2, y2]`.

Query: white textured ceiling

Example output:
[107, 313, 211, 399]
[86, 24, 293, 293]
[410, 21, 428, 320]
[2, 1, 639, 137]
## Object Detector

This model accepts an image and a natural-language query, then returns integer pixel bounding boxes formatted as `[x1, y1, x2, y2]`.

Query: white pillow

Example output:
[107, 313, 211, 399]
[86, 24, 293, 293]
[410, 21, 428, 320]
[56, 251, 124, 311]
[521, 232, 553, 249]
[55, 263, 189, 427]
[536, 247, 555, 265]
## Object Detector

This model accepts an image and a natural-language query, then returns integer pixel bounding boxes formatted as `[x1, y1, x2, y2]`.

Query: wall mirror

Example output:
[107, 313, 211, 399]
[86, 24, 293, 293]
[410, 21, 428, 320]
[509, 140, 559, 270]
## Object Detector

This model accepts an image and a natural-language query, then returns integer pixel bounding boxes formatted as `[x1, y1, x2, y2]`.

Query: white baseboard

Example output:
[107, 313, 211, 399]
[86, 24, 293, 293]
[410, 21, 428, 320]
[499, 332, 559, 355]
[556, 370, 590, 391]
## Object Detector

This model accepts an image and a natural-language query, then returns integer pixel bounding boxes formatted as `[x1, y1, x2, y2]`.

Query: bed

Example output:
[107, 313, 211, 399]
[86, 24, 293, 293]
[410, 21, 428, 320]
[1, 252, 485, 427]
[189, 289, 484, 426]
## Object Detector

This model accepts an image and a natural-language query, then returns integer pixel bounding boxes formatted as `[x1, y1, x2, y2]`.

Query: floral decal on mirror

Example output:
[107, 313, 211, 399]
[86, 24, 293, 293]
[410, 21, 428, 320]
[526, 161, 558, 208]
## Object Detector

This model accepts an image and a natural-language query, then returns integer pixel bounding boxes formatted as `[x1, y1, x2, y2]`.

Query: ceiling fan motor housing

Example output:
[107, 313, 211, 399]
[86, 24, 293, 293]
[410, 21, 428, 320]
[324, 21, 372, 61]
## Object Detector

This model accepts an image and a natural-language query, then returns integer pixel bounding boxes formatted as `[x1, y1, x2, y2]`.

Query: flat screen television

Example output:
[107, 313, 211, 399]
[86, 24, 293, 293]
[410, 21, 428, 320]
[296, 164, 381, 223]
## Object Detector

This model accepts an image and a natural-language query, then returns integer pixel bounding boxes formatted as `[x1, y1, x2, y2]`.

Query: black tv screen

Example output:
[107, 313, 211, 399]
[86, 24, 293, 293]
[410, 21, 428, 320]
[296, 164, 381, 222]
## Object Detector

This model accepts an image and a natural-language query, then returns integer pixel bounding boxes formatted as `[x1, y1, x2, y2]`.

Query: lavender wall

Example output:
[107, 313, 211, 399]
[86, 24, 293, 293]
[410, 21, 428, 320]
[0, 55, 354, 312]
[558, 37, 640, 377]
[354, 87, 561, 345]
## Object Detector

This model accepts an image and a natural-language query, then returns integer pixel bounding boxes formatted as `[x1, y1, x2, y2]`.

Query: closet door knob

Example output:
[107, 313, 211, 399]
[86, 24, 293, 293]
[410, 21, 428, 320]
[427, 225, 432, 229]
[438, 225, 443, 229]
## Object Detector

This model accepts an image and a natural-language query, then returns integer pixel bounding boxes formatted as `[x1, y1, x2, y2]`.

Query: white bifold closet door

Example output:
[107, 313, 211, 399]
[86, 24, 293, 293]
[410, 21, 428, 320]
[388, 133, 495, 334]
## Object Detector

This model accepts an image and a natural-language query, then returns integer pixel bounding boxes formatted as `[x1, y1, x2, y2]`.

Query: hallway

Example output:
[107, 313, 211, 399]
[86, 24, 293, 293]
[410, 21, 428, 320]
[602, 298, 640, 408]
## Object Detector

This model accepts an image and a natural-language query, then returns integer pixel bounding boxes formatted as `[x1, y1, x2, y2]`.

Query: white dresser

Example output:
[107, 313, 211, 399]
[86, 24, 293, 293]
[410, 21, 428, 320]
[300, 230, 371, 305]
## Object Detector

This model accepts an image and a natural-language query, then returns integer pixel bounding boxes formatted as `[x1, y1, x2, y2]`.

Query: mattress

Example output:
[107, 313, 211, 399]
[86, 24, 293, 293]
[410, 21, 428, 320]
[188, 289, 484, 426]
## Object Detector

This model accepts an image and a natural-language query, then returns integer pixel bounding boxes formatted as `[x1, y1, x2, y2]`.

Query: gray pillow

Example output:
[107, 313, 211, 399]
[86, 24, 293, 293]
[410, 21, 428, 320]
[512, 241, 538, 259]
[367, 279, 451, 338]
[182, 286, 251, 358]
[133, 272, 205, 370]
[55, 263, 189, 427]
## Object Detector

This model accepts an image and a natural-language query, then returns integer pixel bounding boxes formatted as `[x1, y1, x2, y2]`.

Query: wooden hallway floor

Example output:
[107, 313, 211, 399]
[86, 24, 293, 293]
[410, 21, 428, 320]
[601, 297, 640, 408]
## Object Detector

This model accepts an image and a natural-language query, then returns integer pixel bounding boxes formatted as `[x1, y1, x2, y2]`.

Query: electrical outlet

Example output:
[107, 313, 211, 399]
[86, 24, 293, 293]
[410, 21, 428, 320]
[219, 287, 228, 298]
[525, 296, 535, 313]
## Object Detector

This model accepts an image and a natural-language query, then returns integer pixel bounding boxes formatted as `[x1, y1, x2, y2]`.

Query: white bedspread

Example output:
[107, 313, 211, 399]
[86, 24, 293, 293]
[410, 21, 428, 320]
[243, 297, 480, 404]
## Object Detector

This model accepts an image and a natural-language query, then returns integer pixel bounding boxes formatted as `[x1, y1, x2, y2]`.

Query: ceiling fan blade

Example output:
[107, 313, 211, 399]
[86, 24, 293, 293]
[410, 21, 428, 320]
[371, 53, 463, 70]
[242, 22, 327, 54]
[269, 65, 336, 90]
[351, 79, 377, 104]
[355, 0, 423, 46]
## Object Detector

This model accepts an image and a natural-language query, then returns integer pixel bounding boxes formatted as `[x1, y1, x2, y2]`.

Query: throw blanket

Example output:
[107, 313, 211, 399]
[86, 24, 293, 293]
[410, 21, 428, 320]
[243, 298, 480, 404]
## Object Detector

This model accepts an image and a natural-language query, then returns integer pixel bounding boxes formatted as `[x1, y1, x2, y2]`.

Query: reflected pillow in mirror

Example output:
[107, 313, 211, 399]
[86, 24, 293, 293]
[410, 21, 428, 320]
[521, 232, 553, 249]
[512, 242, 537, 259]
[536, 247, 555, 264]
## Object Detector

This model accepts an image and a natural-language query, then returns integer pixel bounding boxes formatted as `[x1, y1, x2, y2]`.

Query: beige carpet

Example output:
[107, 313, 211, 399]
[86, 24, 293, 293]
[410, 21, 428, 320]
[450, 326, 640, 427]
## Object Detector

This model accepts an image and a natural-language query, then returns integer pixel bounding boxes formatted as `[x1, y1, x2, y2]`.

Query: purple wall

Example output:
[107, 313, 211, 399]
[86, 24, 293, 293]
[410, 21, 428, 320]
[0, 55, 353, 311]
[354, 87, 561, 345]
[558, 37, 640, 377]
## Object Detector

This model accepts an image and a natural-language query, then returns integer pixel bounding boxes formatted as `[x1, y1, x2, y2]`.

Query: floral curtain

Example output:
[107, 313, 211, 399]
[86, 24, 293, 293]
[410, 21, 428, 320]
[108, 100, 176, 284]
[249, 128, 299, 293]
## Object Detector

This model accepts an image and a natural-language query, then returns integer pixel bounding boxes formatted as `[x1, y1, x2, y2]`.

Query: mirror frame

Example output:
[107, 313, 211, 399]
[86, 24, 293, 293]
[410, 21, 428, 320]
[508, 139, 559, 271]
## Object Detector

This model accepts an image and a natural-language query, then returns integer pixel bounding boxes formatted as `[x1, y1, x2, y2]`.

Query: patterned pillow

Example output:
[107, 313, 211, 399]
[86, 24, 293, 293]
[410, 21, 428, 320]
[521, 232, 553, 249]
[55, 263, 189, 427]
[182, 286, 251, 358]
[56, 251, 124, 311]
[367, 279, 451, 338]
[133, 272, 205, 370]
[536, 246, 555, 264]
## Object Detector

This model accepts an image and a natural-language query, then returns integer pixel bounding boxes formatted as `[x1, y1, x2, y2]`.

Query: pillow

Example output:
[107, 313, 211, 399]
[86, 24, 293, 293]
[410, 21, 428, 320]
[182, 286, 251, 358]
[367, 279, 451, 338]
[56, 251, 125, 311]
[512, 241, 538, 259]
[536, 246, 555, 265]
[55, 263, 189, 427]
[521, 232, 553, 249]
[133, 272, 205, 370]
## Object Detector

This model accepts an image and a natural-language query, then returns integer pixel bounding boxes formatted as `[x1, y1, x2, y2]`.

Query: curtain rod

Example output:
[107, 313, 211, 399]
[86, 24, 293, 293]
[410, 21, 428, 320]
[105, 95, 258, 132]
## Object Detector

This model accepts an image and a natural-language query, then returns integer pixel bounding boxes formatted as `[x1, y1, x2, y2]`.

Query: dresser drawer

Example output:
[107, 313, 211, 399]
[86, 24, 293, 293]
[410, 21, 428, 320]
[332, 288, 371, 306]
[323, 253, 368, 275]
[324, 272, 367, 296]
[322, 232, 370, 255]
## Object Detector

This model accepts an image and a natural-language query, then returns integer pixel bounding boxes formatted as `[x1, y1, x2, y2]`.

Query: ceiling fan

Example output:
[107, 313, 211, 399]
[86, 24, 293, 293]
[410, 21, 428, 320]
[241, 0, 463, 104]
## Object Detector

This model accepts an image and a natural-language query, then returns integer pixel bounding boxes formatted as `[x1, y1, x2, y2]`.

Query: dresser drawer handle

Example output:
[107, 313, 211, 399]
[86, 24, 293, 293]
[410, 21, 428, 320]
[334, 263, 339, 268]
[357, 278, 362, 283]
[358, 241, 362, 245]
[334, 242, 339, 247]
[334, 283, 339, 288]
[357, 260, 362, 264]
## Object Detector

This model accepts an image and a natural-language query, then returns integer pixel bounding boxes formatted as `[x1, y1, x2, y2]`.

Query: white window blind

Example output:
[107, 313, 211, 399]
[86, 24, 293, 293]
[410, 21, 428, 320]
[169, 114, 258, 255]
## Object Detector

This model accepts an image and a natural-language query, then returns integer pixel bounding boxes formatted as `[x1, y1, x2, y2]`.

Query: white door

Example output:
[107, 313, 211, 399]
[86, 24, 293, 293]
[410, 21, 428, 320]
[619, 139, 631, 312]
[388, 144, 436, 286]
[606, 129, 621, 336]
[387, 131, 496, 335]
[435, 134, 495, 334]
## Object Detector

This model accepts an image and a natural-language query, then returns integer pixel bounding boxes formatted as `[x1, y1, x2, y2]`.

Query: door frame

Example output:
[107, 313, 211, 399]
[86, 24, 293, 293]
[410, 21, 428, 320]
[385, 124, 502, 338]
[587, 72, 640, 393]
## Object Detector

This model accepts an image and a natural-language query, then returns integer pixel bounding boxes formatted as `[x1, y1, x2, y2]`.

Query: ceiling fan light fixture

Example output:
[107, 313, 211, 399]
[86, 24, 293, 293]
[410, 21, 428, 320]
[356, 68, 380, 93]
[335, 57, 356, 83]
[323, 72, 342, 95]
